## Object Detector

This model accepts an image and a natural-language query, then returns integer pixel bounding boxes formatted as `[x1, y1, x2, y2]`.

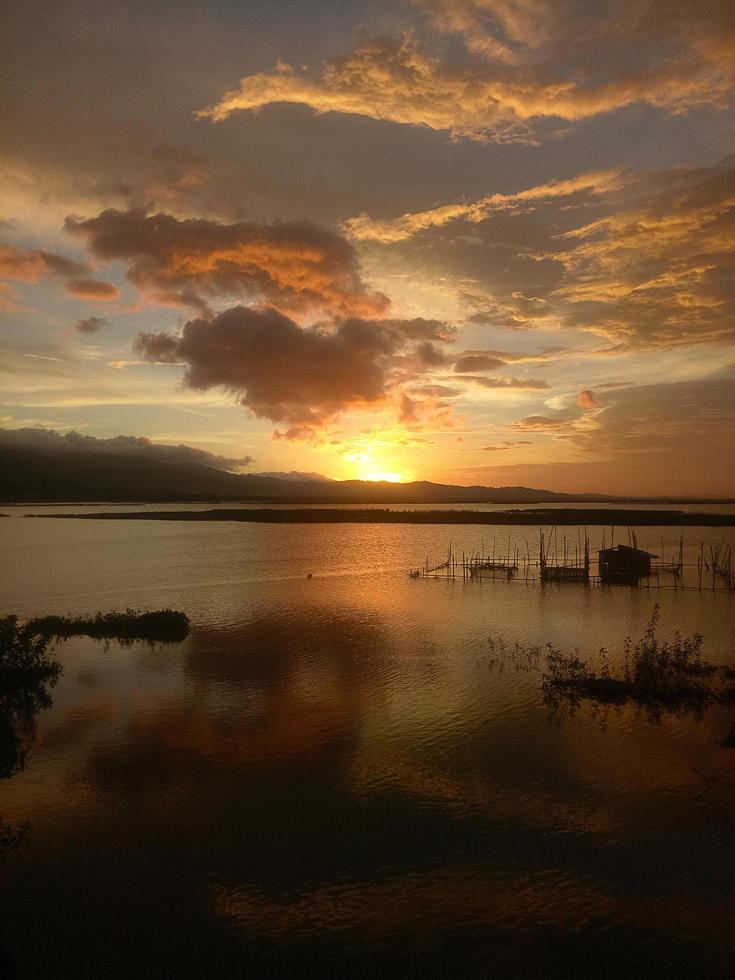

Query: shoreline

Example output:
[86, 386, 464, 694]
[25, 507, 735, 527]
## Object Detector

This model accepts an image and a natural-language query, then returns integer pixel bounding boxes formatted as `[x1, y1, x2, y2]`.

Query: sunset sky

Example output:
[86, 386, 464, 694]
[2, 0, 734, 495]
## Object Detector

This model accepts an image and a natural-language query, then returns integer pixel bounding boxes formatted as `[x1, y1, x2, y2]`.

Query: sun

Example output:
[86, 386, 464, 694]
[338, 429, 415, 484]
[363, 471, 405, 483]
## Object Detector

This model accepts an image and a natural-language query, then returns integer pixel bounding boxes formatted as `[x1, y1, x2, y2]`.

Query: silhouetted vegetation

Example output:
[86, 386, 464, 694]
[0, 818, 28, 861]
[0, 616, 62, 780]
[541, 606, 734, 720]
[25, 608, 190, 643]
[0, 618, 62, 865]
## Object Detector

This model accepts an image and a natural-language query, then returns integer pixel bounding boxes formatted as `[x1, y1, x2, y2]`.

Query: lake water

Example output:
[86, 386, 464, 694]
[1, 513, 734, 977]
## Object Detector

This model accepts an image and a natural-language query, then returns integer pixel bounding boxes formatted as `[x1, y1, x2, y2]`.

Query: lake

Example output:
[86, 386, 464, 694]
[1, 512, 734, 977]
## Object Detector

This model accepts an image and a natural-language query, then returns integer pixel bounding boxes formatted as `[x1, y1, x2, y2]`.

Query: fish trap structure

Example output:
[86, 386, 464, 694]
[706, 539, 735, 590]
[539, 529, 590, 583]
[409, 525, 735, 593]
[409, 537, 521, 582]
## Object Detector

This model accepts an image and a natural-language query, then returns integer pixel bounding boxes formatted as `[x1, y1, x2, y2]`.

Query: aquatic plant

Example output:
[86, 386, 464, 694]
[488, 636, 542, 673]
[541, 606, 732, 720]
[25, 608, 190, 644]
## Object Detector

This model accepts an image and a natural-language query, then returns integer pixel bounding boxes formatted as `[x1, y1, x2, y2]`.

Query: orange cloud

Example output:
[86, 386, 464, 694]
[358, 159, 735, 351]
[66, 208, 388, 320]
[0, 243, 118, 299]
[544, 162, 735, 348]
[344, 169, 624, 242]
[0, 244, 84, 282]
[577, 389, 598, 409]
[199, 3, 735, 144]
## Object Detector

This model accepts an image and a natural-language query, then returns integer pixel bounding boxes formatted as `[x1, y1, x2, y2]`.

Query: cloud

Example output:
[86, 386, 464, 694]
[506, 378, 735, 490]
[75, 316, 108, 334]
[361, 158, 735, 351]
[464, 378, 735, 495]
[459, 375, 551, 390]
[409, 383, 462, 398]
[569, 379, 735, 464]
[454, 353, 507, 372]
[66, 207, 388, 320]
[344, 169, 624, 242]
[0, 246, 84, 281]
[0, 243, 118, 299]
[577, 389, 598, 409]
[414, 0, 562, 60]
[0, 282, 26, 313]
[481, 439, 531, 451]
[199, 2, 735, 144]
[0, 426, 253, 470]
[197, 35, 536, 143]
[543, 159, 735, 349]
[453, 347, 566, 372]
[66, 277, 120, 300]
[134, 305, 454, 438]
[513, 414, 569, 431]
[252, 471, 332, 482]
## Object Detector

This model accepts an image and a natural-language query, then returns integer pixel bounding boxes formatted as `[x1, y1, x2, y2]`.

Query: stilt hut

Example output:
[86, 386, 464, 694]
[598, 544, 658, 584]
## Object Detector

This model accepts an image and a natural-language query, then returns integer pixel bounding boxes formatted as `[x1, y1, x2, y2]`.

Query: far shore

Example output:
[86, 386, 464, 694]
[25, 508, 735, 527]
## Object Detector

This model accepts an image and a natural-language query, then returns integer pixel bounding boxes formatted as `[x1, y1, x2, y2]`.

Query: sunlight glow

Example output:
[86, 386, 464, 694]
[363, 471, 405, 483]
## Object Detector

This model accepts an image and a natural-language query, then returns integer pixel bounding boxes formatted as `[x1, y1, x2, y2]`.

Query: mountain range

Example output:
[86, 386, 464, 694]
[0, 446, 613, 504]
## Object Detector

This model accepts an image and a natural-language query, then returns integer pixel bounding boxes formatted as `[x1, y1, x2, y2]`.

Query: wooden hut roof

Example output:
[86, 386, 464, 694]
[598, 543, 659, 559]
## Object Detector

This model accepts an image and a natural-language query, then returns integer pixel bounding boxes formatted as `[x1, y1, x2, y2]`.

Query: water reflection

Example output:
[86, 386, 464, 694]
[1, 593, 735, 976]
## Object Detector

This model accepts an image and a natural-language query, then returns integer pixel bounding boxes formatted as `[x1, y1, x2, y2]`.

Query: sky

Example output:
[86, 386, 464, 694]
[1, 0, 734, 495]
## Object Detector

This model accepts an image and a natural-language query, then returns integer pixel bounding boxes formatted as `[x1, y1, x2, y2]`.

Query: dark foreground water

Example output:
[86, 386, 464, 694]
[1, 515, 734, 977]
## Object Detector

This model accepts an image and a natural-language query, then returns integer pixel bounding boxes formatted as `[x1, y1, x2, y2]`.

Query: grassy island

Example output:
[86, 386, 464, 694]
[24, 609, 190, 643]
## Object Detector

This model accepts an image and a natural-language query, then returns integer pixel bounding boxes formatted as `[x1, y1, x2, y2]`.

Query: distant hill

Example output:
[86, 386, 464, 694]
[0, 446, 614, 504]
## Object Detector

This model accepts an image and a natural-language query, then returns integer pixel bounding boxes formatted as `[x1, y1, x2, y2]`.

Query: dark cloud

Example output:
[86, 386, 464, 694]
[513, 415, 570, 431]
[454, 353, 507, 373]
[453, 347, 566, 373]
[0, 427, 253, 470]
[66, 278, 120, 300]
[66, 208, 389, 319]
[414, 341, 453, 368]
[75, 316, 108, 333]
[134, 305, 454, 438]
